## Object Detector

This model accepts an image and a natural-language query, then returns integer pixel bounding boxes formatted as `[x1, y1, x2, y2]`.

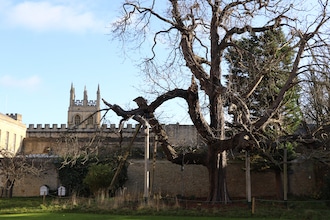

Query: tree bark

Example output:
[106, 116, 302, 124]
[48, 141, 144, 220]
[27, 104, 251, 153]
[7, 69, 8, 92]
[207, 151, 229, 203]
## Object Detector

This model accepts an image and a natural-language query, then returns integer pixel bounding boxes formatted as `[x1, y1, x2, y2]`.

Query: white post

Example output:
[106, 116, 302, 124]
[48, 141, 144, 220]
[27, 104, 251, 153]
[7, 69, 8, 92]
[143, 121, 150, 202]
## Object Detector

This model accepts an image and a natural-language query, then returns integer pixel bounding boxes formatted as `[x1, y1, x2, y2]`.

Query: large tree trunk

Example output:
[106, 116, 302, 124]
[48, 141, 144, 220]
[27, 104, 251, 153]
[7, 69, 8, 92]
[207, 147, 230, 203]
[206, 81, 230, 203]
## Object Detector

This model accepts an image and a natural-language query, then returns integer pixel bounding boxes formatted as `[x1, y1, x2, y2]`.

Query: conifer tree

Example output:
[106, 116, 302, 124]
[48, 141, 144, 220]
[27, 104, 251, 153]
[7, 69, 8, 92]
[226, 29, 301, 198]
[226, 29, 301, 139]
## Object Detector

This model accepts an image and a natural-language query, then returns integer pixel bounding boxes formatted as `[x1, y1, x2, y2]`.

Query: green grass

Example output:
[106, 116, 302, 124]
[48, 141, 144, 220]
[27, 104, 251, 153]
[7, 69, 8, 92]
[1, 197, 330, 219]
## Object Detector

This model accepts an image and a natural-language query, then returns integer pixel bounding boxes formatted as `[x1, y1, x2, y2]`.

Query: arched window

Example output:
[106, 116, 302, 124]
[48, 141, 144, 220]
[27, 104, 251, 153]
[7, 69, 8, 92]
[74, 115, 81, 125]
[87, 115, 93, 125]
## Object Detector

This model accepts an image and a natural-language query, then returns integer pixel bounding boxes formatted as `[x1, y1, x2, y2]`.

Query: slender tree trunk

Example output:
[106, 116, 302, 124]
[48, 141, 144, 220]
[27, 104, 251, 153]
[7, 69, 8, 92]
[5, 179, 14, 198]
[219, 152, 229, 203]
[207, 146, 217, 202]
[9, 184, 13, 198]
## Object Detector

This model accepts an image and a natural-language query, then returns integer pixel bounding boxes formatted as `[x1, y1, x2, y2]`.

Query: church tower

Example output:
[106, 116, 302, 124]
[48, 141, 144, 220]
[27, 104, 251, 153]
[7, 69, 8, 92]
[67, 83, 101, 128]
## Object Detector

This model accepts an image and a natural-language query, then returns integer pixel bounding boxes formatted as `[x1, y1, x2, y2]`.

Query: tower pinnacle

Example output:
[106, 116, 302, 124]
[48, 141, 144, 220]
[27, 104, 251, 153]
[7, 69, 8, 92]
[70, 83, 75, 105]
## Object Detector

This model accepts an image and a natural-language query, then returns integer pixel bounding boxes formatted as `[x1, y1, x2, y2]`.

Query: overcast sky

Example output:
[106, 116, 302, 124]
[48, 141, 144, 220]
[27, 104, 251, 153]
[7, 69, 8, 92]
[0, 0, 190, 126]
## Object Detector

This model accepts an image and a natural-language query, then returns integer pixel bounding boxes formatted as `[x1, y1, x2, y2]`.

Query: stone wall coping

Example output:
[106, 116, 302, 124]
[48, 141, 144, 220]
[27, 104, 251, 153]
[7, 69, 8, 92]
[27, 123, 196, 132]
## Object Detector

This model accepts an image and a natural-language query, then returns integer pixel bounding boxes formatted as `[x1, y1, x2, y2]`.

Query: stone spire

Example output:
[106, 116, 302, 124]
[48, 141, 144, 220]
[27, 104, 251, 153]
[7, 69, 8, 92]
[96, 84, 100, 108]
[70, 83, 75, 106]
[83, 86, 88, 106]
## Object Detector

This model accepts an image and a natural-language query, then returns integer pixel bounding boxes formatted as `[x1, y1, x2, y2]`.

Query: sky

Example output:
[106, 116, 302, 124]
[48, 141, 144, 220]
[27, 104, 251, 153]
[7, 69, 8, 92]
[0, 0, 190, 126]
[0, 0, 321, 127]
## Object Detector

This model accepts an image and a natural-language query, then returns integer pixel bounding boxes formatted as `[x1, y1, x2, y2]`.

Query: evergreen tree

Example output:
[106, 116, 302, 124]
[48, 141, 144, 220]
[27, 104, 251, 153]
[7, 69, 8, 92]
[226, 28, 301, 141]
[225, 29, 301, 198]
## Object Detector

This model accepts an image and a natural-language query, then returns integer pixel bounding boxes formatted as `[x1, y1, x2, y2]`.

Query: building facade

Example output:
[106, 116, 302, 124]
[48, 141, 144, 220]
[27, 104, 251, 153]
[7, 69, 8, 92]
[0, 113, 26, 156]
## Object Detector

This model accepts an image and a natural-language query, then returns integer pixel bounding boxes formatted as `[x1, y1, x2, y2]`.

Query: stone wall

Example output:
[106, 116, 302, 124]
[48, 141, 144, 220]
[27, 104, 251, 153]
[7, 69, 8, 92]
[11, 158, 58, 197]
[24, 124, 204, 158]
[125, 160, 209, 198]
[26, 123, 202, 143]
[24, 124, 145, 156]
[10, 123, 323, 198]
[12, 158, 320, 198]
[289, 159, 317, 196]
[125, 159, 277, 199]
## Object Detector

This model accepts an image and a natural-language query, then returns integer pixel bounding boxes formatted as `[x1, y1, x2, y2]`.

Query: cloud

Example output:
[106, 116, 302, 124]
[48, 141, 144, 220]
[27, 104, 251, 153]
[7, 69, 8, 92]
[2, 1, 104, 33]
[0, 75, 41, 91]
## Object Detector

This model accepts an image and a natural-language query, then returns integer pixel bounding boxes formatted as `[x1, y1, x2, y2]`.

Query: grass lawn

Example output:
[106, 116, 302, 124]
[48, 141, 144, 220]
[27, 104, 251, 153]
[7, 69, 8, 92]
[0, 213, 278, 220]
[1, 197, 330, 219]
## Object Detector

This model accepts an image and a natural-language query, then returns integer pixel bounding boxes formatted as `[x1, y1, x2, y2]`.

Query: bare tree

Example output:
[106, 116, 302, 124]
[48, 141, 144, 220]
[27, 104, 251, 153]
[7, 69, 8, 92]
[302, 47, 330, 128]
[105, 0, 330, 202]
[0, 149, 44, 198]
[298, 36, 330, 168]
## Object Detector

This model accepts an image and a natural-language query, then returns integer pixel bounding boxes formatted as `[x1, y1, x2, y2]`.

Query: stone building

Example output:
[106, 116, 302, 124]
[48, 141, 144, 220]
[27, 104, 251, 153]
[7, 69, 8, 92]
[68, 83, 101, 129]
[0, 113, 27, 197]
[23, 84, 202, 157]
[0, 113, 26, 155]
